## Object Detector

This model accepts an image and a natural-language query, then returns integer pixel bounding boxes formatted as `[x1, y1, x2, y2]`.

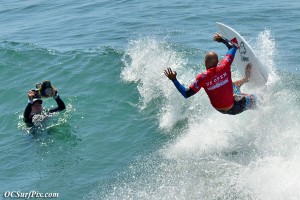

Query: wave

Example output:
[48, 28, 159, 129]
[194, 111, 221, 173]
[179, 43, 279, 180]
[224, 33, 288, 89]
[99, 31, 300, 199]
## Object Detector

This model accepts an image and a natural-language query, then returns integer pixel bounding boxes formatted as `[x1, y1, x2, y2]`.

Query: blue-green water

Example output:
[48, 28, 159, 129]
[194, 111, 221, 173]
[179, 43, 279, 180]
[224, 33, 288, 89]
[1, 1, 300, 199]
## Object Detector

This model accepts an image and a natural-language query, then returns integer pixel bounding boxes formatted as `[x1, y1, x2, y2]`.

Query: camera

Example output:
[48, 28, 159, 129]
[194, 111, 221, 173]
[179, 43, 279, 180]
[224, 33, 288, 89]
[32, 80, 55, 98]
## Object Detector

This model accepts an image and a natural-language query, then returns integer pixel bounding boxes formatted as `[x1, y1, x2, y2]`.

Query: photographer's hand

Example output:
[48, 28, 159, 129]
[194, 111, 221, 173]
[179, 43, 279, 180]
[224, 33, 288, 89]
[52, 88, 59, 99]
[27, 90, 35, 100]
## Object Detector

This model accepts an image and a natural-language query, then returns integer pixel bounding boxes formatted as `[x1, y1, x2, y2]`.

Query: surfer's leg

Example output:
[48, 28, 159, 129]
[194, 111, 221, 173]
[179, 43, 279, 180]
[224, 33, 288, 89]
[233, 63, 252, 88]
[223, 93, 256, 115]
[233, 84, 241, 95]
[233, 78, 247, 88]
[222, 96, 246, 115]
[244, 94, 257, 110]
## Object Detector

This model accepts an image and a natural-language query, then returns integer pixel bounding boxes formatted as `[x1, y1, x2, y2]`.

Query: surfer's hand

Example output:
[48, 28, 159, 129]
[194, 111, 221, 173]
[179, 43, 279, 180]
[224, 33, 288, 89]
[164, 68, 177, 80]
[213, 33, 223, 42]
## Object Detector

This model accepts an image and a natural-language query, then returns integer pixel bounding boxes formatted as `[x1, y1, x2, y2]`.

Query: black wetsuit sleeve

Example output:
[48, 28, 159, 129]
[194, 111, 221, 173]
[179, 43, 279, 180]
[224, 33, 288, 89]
[23, 103, 33, 126]
[172, 79, 196, 98]
[49, 95, 66, 113]
[186, 88, 196, 98]
[219, 37, 238, 50]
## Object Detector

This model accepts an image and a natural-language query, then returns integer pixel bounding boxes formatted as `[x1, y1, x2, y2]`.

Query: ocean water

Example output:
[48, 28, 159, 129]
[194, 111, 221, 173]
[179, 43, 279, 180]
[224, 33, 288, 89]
[0, 0, 300, 199]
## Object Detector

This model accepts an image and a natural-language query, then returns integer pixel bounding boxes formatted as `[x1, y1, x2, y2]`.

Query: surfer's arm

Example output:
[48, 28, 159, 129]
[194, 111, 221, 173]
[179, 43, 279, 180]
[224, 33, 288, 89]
[49, 93, 66, 113]
[172, 79, 195, 98]
[220, 37, 238, 50]
[214, 33, 238, 50]
[164, 68, 195, 98]
[226, 47, 237, 57]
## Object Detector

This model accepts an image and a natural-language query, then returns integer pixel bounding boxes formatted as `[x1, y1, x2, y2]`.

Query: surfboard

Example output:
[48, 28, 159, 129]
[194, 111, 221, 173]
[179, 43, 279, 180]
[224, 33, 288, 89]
[216, 22, 268, 86]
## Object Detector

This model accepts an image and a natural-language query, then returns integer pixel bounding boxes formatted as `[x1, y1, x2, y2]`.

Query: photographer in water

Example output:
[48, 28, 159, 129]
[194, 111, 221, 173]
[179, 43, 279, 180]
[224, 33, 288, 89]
[23, 81, 66, 127]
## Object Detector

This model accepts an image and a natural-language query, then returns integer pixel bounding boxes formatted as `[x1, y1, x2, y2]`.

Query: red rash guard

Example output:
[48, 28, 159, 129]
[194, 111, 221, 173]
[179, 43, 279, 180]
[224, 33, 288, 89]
[189, 49, 236, 109]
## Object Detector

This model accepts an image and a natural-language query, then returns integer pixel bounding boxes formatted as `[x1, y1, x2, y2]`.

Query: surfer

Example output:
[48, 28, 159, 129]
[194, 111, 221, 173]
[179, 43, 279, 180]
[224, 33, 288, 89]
[23, 86, 66, 127]
[164, 33, 256, 115]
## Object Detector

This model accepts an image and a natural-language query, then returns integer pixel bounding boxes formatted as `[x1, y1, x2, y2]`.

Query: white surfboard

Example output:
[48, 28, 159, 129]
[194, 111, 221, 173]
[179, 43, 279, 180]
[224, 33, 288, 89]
[216, 22, 268, 86]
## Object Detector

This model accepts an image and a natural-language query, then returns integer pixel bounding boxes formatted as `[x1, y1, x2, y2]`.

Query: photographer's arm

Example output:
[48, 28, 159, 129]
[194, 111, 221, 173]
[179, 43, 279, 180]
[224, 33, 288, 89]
[23, 91, 34, 126]
[23, 103, 33, 124]
[49, 92, 66, 113]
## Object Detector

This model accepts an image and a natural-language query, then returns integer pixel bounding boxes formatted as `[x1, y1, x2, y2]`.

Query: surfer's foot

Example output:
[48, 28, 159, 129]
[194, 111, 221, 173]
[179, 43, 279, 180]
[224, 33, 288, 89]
[245, 63, 252, 82]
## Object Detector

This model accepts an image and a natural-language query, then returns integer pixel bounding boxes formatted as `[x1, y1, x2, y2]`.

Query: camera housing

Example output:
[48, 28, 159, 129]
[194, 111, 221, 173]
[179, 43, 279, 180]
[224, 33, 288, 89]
[34, 80, 54, 98]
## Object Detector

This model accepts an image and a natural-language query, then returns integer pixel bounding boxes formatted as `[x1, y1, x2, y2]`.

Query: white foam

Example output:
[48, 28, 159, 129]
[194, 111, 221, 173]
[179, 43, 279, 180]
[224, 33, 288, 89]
[121, 37, 203, 129]
[241, 154, 300, 200]
[118, 33, 300, 199]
